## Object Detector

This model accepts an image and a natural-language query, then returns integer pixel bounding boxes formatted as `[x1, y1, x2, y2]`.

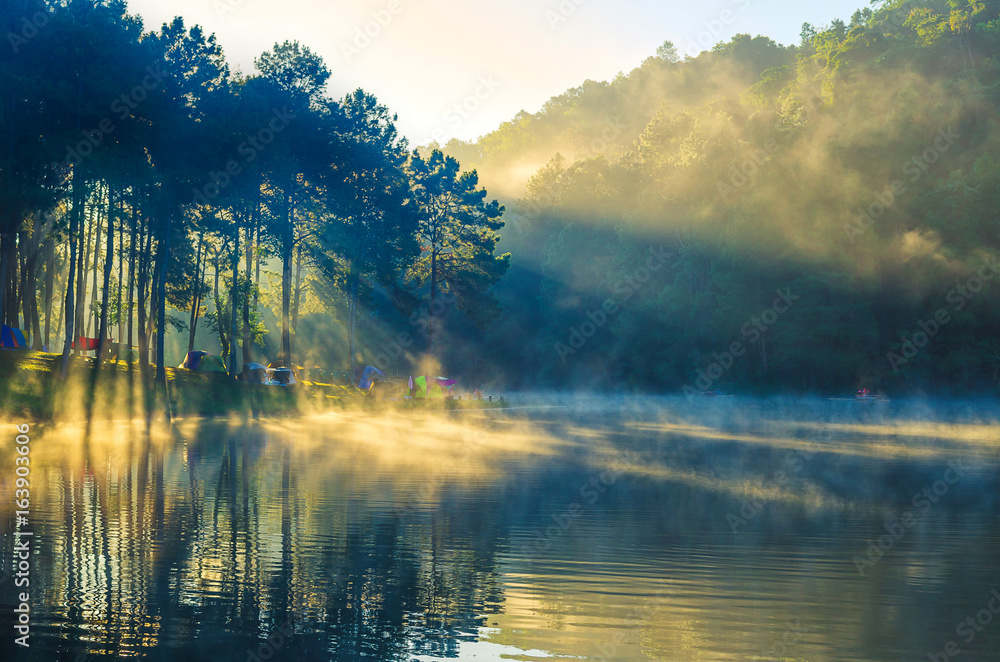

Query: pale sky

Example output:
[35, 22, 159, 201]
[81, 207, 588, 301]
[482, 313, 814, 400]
[124, 0, 868, 146]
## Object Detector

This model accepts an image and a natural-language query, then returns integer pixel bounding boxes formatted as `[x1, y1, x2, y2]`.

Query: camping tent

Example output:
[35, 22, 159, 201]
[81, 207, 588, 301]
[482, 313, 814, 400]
[116, 347, 141, 363]
[241, 362, 268, 384]
[71, 337, 98, 352]
[1, 325, 27, 349]
[357, 366, 385, 390]
[268, 367, 296, 385]
[179, 351, 228, 373]
[198, 354, 228, 373]
[411, 376, 454, 399]
[179, 351, 208, 369]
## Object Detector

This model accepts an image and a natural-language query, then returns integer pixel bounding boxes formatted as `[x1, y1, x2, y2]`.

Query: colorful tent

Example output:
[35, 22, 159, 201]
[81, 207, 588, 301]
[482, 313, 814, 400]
[357, 366, 385, 390]
[179, 351, 208, 369]
[198, 354, 228, 373]
[72, 337, 98, 351]
[410, 376, 454, 399]
[179, 351, 227, 373]
[1, 325, 26, 349]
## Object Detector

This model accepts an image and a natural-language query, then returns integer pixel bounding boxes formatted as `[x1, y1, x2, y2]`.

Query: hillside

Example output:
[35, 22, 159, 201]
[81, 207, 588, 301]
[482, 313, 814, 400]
[437, 0, 1000, 394]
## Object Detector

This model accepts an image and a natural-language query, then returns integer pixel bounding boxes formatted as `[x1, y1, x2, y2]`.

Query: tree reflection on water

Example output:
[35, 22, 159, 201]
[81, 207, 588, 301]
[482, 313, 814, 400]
[1, 399, 999, 661]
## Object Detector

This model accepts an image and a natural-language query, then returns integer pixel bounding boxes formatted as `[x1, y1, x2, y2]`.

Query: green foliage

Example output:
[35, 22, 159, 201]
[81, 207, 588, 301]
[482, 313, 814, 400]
[406, 150, 510, 332]
[451, 1, 1000, 393]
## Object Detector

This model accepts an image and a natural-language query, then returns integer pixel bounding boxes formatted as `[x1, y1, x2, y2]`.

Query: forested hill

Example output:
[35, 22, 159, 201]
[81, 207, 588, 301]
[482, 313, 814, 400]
[449, 0, 1000, 394]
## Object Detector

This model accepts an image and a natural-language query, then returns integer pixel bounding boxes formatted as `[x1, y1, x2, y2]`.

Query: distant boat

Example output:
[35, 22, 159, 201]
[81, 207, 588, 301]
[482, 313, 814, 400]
[829, 389, 888, 402]
[700, 389, 735, 397]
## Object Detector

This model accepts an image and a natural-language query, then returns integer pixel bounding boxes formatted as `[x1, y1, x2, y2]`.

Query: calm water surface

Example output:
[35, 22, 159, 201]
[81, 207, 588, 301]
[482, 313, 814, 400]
[2, 397, 999, 661]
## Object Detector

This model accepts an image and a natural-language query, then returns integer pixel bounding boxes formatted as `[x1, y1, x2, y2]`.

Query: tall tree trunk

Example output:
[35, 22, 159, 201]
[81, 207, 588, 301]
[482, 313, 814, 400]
[89, 192, 104, 338]
[429, 245, 438, 353]
[61, 172, 84, 374]
[18, 229, 29, 340]
[137, 221, 150, 372]
[53, 255, 66, 352]
[213, 253, 228, 361]
[0, 231, 9, 328]
[188, 233, 204, 354]
[23, 225, 42, 349]
[127, 200, 138, 351]
[96, 189, 115, 363]
[6, 233, 20, 329]
[43, 236, 54, 348]
[281, 189, 294, 368]
[74, 203, 90, 347]
[242, 222, 252, 365]
[348, 263, 359, 379]
[117, 196, 125, 345]
[254, 197, 261, 308]
[229, 220, 240, 376]
[155, 220, 169, 382]
[292, 242, 303, 336]
[29, 285, 41, 350]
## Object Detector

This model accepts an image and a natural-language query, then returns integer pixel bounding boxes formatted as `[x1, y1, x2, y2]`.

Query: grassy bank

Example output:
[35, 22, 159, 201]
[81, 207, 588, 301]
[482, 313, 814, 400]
[0, 350, 366, 422]
[0, 351, 510, 422]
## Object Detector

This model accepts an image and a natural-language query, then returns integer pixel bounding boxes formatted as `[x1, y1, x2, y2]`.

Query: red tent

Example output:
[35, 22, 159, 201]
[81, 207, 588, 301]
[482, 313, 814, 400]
[71, 337, 98, 351]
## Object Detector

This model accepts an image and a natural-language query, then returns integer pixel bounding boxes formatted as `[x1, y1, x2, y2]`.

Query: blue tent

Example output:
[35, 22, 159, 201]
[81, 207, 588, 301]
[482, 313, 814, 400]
[1, 325, 26, 350]
[357, 366, 385, 390]
[179, 351, 208, 369]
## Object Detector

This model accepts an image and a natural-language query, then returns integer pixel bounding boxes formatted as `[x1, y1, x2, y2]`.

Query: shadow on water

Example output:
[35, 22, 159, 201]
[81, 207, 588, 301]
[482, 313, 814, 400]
[0, 397, 998, 661]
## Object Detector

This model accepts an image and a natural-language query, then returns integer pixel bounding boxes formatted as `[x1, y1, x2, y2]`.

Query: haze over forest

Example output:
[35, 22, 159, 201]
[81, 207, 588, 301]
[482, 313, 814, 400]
[2, 0, 999, 394]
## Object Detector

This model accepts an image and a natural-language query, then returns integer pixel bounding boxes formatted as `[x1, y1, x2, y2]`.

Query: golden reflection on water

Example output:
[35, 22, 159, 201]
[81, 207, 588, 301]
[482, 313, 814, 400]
[626, 416, 1000, 462]
[0, 403, 998, 661]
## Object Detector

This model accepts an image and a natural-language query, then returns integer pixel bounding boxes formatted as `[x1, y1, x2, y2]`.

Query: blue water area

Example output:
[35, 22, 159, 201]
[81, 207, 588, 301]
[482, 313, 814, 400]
[1, 396, 998, 661]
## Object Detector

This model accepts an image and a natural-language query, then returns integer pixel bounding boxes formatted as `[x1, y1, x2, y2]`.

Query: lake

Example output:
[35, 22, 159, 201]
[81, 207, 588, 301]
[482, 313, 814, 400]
[2, 396, 999, 661]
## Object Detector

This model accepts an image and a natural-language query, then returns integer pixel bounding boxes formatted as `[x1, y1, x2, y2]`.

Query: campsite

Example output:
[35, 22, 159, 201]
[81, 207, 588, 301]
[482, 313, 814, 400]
[0, 340, 504, 422]
[3, 1, 1000, 660]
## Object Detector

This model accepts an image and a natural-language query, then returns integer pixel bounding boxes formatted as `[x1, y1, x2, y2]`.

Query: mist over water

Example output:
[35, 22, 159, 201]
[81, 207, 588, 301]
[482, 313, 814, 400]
[1, 396, 997, 661]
